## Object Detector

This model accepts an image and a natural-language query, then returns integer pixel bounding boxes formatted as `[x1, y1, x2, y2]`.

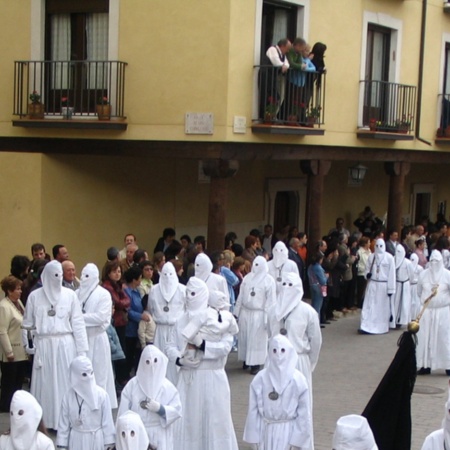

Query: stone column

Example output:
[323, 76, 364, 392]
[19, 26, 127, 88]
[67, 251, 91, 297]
[202, 159, 239, 253]
[300, 160, 331, 260]
[385, 162, 410, 233]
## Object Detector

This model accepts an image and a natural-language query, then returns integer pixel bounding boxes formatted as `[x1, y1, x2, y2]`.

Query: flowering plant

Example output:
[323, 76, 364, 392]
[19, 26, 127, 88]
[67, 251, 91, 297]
[306, 105, 321, 119]
[61, 97, 70, 107]
[265, 96, 278, 115]
[29, 91, 41, 104]
[291, 101, 305, 117]
[97, 96, 109, 105]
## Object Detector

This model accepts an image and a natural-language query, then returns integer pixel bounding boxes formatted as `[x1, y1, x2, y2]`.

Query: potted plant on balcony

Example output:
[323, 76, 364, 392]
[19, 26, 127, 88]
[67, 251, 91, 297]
[306, 105, 321, 127]
[395, 115, 412, 134]
[61, 97, 74, 119]
[287, 101, 304, 126]
[96, 96, 111, 121]
[264, 96, 278, 124]
[28, 91, 45, 119]
[369, 118, 377, 132]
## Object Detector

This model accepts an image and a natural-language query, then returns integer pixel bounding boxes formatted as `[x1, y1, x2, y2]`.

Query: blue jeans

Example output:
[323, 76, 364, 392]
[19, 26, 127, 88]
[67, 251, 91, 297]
[310, 283, 323, 317]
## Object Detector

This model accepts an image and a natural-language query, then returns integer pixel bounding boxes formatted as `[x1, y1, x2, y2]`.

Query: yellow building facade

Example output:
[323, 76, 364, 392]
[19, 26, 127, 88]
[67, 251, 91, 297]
[1, 0, 450, 274]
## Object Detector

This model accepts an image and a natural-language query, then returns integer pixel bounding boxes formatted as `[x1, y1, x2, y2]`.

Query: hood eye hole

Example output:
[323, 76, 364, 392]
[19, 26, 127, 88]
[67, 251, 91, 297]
[131, 431, 135, 437]
[121, 431, 126, 438]
[273, 348, 277, 353]
[146, 360, 150, 365]
[82, 372, 87, 377]
[281, 348, 285, 353]
[191, 292, 195, 296]
[282, 282, 286, 286]
[10, 412, 13, 416]
[55, 274, 58, 277]
[289, 283, 293, 287]
[18, 410, 24, 416]
[154, 358, 157, 363]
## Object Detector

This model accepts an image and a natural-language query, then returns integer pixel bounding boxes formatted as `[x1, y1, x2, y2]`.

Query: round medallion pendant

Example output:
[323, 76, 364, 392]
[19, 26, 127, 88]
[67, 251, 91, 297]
[48, 309, 56, 317]
[268, 390, 279, 400]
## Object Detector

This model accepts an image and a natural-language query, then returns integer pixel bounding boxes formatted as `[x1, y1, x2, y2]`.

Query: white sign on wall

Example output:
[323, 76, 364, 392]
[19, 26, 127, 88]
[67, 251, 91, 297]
[233, 116, 247, 134]
[185, 112, 214, 134]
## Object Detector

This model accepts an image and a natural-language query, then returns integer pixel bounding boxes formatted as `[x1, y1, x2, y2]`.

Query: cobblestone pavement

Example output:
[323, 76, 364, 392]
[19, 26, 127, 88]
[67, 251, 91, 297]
[0, 310, 447, 449]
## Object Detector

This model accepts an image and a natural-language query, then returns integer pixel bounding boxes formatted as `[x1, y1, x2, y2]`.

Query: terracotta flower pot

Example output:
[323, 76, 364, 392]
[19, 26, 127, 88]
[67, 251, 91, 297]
[264, 113, 275, 124]
[28, 103, 45, 119]
[96, 104, 111, 121]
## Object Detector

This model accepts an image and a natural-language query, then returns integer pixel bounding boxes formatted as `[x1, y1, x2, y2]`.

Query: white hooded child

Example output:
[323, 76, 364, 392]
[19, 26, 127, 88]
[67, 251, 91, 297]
[359, 238, 396, 334]
[118, 345, 182, 450]
[77, 263, 117, 408]
[194, 253, 230, 302]
[409, 253, 424, 320]
[421, 380, 450, 450]
[416, 250, 450, 375]
[116, 411, 150, 450]
[148, 262, 186, 385]
[22, 260, 88, 430]
[390, 245, 414, 329]
[0, 390, 54, 450]
[235, 256, 276, 373]
[243, 334, 312, 450]
[267, 241, 300, 295]
[56, 356, 115, 450]
[332, 414, 378, 450]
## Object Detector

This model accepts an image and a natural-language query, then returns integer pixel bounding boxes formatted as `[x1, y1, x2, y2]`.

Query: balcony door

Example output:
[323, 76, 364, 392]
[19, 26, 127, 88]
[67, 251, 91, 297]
[363, 25, 390, 124]
[45, 0, 109, 113]
[441, 43, 450, 128]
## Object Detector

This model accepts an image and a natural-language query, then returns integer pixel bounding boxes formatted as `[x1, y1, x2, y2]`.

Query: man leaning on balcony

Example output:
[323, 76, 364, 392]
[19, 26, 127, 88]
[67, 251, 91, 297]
[263, 38, 291, 120]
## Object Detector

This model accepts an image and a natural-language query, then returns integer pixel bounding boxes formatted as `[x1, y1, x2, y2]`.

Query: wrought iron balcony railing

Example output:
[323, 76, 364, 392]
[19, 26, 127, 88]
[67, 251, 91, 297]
[360, 80, 416, 133]
[13, 60, 127, 119]
[254, 65, 326, 127]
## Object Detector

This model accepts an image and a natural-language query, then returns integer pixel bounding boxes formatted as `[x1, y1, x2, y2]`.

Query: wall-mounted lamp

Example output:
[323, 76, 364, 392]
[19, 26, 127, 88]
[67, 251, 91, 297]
[349, 163, 368, 182]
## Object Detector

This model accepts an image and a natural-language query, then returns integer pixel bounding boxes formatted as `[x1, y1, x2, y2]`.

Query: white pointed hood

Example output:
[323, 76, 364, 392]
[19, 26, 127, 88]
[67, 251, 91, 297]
[185, 276, 209, 318]
[275, 272, 302, 321]
[136, 345, 168, 399]
[429, 250, 444, 285]
[70, 356, 99, 410]
[250, 256, 268, 285]
[272, 241, 289, 269]
[266, 334, 298, 395]
[442, 380, 450, 449]
[78, 263, 100, 305]
[208, 290, 230, 311]
[116, 410, 150, 450]
[332, 414, 378, 450]
[159, 262, 179, 302]
[194, 253, 213, 281]
[410, 253, 419, 271]
[395, 244, 406, 269]
[41, 260, 63, 307]
[9, 390, 43, 450]
[374, 239, 386, 264]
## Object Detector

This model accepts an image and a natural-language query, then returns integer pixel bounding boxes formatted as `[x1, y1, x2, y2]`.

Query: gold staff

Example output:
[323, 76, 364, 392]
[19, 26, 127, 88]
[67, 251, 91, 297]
[407, 285, 438, 334]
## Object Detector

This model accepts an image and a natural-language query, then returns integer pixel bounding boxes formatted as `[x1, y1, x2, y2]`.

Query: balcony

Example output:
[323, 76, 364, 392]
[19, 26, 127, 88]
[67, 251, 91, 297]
[252, 66, 326, 136]
[13, 60, 127, 130]
[444, 1, 450, 13]
[357, 80, 416, 141]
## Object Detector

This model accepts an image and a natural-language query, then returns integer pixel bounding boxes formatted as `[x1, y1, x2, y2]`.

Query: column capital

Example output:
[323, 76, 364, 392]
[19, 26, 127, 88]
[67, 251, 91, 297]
[384, 161, 411, 177]
[300, 160, 331, 176]
[202, 159, 239, 178]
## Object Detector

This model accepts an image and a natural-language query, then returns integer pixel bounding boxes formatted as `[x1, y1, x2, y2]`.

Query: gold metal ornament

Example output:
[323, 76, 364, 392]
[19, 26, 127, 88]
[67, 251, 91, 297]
[407, 285, 438, 334]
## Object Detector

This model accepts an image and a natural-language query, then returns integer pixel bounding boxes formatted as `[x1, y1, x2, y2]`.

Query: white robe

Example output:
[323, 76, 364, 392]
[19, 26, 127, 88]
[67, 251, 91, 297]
[56, 386, 115, 450]
[390, 258, 414, 327]
[0, 433, 54, 450]
[268, 300, 321, 450]
[149, 284, 186, 385]
[410, 263, 423, 320]
[118, 377, 182, 450]
[235, 275, 276, 366]
[421, 429, 445, 450]
[23, 287, 89, 429]
[416, 269, 450, 370]
[204, 273, 230, 303]
[360, 252, 396, 334]
[81, 285, 117, 408]
[166, 311, 238, 450]
[267, 260, 300, 295]
[243, 369, 311, 450]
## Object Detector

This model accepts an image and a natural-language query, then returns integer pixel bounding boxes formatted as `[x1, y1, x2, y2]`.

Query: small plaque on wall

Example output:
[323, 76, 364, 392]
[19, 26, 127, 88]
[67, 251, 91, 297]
[185, 113, 214, 134]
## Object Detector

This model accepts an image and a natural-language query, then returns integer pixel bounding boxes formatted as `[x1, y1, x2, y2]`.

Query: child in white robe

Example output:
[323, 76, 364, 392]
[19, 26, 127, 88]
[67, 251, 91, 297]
[332, 415, 378, 450]
[118, 345, 182, 450]
[0, 390, 54, 450]
[116, 411, 151, 450]
[56, 356, 115, 450]
[243, 334, 312, 450]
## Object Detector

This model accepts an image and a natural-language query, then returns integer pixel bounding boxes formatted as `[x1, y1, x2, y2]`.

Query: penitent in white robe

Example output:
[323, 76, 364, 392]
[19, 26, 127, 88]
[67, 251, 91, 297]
[149, 283, 186, 385]
[267, 260, 300, 296]
[23, 288, 88, 430]
[421, 429, 446, 450]
[56, 387, 115, 450]
[416, 256, 450, 371]
[390, 257, 414, 328]
[80, 285, 117, 408]
[360, 251, 396, 334]
[410, 256, 424, 320]
[243, 370, 311, 450]
[166, 313, 238, 450]
[118, 377, 182, 450]
[235, 270, 276, 366]
[0, 433, 54, 450]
